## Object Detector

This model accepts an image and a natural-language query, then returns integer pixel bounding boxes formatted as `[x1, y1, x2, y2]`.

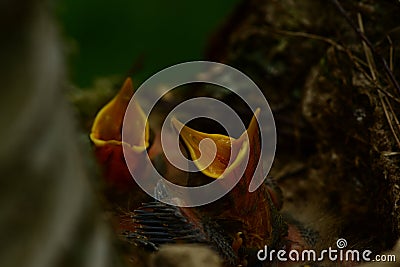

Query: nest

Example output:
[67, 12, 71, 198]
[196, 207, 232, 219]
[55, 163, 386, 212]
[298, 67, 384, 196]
[206, 0, 400, 255]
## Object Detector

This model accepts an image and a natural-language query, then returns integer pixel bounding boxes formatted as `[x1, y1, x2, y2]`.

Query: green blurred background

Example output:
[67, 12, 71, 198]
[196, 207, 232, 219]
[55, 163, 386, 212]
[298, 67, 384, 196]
[57, 0, 240, 88]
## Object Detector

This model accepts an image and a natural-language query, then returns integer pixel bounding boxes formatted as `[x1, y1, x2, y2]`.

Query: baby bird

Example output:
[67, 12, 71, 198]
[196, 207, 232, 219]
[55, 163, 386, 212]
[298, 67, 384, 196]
[90, 77, 149, 193]
[171, 109, 318, 266]
[91, 82, 318, 266]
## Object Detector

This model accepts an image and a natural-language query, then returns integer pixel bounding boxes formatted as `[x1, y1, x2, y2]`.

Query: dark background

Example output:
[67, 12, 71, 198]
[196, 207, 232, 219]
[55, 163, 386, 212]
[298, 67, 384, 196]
[57, 0, 239, 88]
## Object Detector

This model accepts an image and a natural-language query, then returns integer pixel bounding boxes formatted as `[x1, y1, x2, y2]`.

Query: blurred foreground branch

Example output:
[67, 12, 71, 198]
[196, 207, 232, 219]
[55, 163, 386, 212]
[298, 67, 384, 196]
[0, 1, 122, 267]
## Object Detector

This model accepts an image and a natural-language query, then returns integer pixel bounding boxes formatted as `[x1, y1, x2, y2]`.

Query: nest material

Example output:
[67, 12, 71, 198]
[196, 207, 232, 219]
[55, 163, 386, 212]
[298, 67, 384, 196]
[207, 0, 400, 254]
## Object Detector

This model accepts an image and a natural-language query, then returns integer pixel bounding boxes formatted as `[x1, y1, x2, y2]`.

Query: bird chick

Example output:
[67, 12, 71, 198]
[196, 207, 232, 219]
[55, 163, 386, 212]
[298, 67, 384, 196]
[172, 109, 318, 266]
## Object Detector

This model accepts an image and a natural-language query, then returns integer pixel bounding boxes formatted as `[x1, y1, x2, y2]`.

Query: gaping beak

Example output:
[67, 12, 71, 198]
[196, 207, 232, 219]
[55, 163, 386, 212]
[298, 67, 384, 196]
[172, 109, 287, 250]
[90, 77, 149, 151]
[89, 78, 150, 191]
[171, 108, 261, 182]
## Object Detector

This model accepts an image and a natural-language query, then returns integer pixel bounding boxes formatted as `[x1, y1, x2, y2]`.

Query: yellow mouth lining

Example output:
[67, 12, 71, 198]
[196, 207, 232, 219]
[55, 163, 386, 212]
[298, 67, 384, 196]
[171, 108, 260, 179]
[90, 77, 149, 152]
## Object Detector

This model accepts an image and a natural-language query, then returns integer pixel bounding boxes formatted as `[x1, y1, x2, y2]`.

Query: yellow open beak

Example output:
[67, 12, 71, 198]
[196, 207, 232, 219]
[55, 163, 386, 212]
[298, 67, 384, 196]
[172, 109, 282, 250]
[171, 108, 261, 180]
[89, 77, 151, 191]
[90, 77, 149, 152]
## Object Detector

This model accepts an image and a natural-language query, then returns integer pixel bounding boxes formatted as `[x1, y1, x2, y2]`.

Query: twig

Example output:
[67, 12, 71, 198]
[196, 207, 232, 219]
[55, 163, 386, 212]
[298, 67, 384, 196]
[382, 151, 400, 157]
[330, 0, 400, 93]
[385, 95, 400, 135]
[378, 92, 400, 149]
[268, 27, 377, 78]
[387, 35, 394, 72]
[358, 13, 377, 81]
[377, 87, 400, 105]
[268, 26, 400, 105]
[268, 28, 346, 51]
